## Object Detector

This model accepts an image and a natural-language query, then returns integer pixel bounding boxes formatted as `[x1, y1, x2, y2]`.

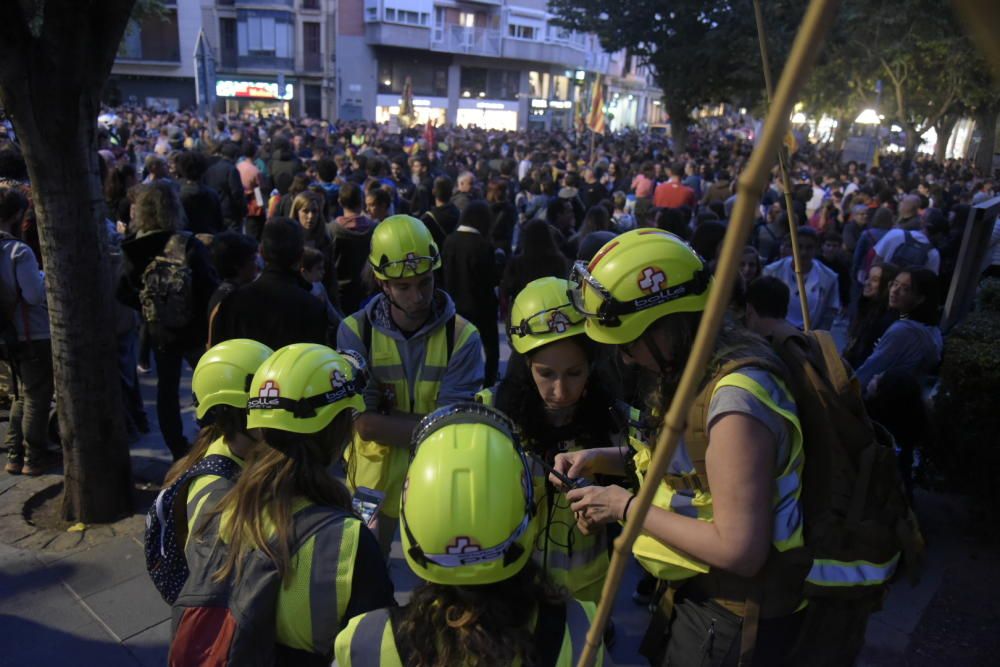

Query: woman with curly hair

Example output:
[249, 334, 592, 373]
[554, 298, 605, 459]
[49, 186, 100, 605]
[479, 277, 628, 607]
[335, 403, 603, 666]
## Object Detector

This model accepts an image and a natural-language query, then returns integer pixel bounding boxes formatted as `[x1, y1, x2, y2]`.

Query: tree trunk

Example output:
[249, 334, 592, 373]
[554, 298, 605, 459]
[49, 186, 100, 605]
[0, 1, 136, 523]
[833, 111, 852, 151]
[975, 106, 998, 177]
[934, 114, 959, 163]
[668, 101, 690, 156]
[903, 121, 920, 159]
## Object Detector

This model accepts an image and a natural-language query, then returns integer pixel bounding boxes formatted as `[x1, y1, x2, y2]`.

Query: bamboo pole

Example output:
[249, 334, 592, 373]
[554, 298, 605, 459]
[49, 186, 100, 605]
[575, 1, 842, 665]
[752, 0, 813, 332]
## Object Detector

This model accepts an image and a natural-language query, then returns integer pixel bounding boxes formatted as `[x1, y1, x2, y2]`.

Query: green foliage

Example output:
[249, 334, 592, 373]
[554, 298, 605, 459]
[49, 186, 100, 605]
[975, 278, 1000, 314]
[548, 0, 808, 137]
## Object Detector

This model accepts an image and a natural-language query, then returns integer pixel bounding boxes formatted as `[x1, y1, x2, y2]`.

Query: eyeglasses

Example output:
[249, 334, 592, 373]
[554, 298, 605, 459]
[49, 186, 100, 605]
[568, 260, 711, 328]
[371, 252, 438, 279]
[403, 402, 534, 569]
[507, 305, 584, 339]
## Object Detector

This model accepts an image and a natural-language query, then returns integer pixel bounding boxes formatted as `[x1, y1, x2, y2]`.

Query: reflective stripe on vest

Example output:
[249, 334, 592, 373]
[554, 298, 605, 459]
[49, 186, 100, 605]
[631, 370, 805, 580]
[561, 599, 603, 667]
[344, 313, 475, 518]
[806, 553, 900, 588]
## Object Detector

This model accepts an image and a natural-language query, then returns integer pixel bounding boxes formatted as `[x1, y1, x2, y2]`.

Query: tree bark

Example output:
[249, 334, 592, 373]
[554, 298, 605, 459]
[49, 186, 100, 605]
[833, 111, 852, 150]
[975, 106, 998, 177]
[934, 114, 959, 164]
[0, 1, 136, 522]
[668, 101, 690, 156]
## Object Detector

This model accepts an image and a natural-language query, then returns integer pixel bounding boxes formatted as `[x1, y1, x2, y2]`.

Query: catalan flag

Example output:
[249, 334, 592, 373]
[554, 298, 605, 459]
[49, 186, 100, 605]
[587, 76, 606, 134]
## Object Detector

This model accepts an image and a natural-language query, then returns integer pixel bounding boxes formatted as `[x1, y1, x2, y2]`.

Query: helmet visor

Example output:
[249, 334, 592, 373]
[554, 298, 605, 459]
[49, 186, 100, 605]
[373, 253, 437, 279]
[507, 304, 584, 339]
[568, 260, 711, 328]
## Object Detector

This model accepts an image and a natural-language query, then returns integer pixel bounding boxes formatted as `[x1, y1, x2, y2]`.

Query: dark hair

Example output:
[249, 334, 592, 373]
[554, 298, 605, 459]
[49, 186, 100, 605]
[175, 150, 209, 181]
[746, 276, 790, 319]
[365, 186, 391, 209]
[486, 179, 508, 204]
[579, 206, 611, 236]
[300, 245, 324, 272]
[211, 231, 258, 280]
[395, 559, 564, 667]
[898, 268, 941, 325]
[433, 175, 454, 203]
[261, 216, 305, 269]
[338, 181, 362, 211]
[220, 141, 241, 161]
[545, 198, 572, 226]
[316, 158, 337, 183]
[164, 405, 250, 487]
[654, 207, 690, 239]
[0, 187, 28, 222]
[796, 225, 819, 241]
[459, 200, 493, 236]
[690, 221, 726, 262]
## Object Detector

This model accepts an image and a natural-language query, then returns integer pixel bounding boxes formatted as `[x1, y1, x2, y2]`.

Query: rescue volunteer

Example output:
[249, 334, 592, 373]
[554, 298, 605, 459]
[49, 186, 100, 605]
[168, 338, 273, 537]
[337, 214, 484, 555]
[478, 277, 627, 605]
[557, 229, 809, 666]
[334, 402, 603, 667]
[182, 344, 395, 664]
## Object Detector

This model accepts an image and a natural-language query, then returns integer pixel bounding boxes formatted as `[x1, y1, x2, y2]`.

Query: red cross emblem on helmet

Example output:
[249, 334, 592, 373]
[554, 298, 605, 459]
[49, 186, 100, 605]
[330, 369, 347, 390]
[258, 380, 280, 399]
[638, 266, 667, 294]
[445, 536, 482, 555]
[547, 310, 571, 333]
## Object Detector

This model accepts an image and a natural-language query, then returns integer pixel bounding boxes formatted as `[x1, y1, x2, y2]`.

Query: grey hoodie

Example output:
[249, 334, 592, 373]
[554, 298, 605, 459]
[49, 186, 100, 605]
[337, 290, 484, 413]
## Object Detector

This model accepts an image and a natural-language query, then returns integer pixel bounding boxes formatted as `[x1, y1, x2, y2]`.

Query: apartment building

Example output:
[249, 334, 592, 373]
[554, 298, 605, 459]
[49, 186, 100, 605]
[109, 0, 665, 131]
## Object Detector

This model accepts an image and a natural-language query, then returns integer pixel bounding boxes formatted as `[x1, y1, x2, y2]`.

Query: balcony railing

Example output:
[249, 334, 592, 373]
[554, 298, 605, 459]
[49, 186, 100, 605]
[431, 24, 501, 57]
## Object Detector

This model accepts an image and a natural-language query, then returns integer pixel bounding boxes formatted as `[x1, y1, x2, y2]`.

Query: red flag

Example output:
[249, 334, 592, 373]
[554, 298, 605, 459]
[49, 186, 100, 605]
[586, 76, 606, 134]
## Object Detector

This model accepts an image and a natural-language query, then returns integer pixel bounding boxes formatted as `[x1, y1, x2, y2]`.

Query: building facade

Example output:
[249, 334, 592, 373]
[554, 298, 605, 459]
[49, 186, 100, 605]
[109, 0, 664, 131]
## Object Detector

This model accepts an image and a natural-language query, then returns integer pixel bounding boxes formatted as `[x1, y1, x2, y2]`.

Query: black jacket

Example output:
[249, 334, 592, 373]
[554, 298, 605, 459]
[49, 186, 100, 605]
[423, 204, 460, 238]
[179, 181, 224, 235]
[202, 158, 247, 227]
[118, 230, 219, 350]
[212, 265, 327, 350]
[442, 230, 498, 325]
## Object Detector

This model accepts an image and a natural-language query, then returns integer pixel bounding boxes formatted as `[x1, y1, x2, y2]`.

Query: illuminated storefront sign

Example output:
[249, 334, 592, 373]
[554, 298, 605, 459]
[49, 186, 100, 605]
[215, 80, 294, 100]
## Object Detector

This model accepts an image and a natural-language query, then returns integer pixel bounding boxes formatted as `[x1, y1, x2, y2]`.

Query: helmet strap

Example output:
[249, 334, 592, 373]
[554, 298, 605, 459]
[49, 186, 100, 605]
[641, 328, 674, 376]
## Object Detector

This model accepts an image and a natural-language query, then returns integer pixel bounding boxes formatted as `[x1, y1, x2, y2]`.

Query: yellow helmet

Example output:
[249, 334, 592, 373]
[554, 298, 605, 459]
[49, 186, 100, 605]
[507, 277, 585, 355]
[369, 214, 441, 280]
[191, 339, 274, 420]
[246, 344, 366, 434]
[401, 403, 536, 586]
[569, 229, 712, 345]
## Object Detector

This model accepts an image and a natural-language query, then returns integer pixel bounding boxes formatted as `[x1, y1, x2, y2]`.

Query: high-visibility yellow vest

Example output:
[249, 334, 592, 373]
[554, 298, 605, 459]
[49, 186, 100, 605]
[630, 364, 805, 583]
[343, 312, 476, 518]
[187, 495, 361, 656]
[333, 598, 604, 667]
[477, 387, 613, 602]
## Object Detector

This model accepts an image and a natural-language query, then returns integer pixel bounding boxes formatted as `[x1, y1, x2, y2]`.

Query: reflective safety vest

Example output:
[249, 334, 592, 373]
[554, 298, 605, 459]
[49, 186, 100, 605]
[175, 500, 361, 660]
[630, 360, 807, 599]
[343, 312, 477, 518]
[477, 387, 613, 602]
[333, 598, 604, 667]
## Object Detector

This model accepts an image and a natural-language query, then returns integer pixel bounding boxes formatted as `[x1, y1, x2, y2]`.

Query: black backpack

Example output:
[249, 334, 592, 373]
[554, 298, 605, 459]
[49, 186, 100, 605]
[889, 230, 932, 269]
[139, 232, 194, 342]
[144, 454, 241, 604]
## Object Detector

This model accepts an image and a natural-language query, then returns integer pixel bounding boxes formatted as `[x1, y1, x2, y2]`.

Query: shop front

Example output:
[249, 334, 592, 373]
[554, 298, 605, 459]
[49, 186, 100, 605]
[375, 94, 448, 127]
[456, 99, 519, 131]
[215, 79, 294, 117]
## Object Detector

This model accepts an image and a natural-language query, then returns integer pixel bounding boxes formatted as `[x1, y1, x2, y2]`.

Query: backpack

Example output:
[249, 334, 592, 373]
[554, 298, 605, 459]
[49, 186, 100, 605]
[768, 326, 923, 664]
[140, 232, 194, 341]
[888, 229, 932, 269]
[144, 454, 241, 604]
[169, 505, 350, 667]
[0, 238, 24, 361]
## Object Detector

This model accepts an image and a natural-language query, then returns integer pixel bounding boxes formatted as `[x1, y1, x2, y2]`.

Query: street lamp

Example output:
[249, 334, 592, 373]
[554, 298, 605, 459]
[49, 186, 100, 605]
[855, 108, 881, 125]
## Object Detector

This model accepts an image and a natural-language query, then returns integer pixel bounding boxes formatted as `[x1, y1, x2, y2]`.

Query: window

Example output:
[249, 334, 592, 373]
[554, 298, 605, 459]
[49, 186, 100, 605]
[459, 12, 475, 28]
[119, 9, 181, 61]
[303, 22, 321, 70]
[508, 24, 536, 40]
[528, 71, 549, 99]
[385, 7, 427, 25]
[461, 68, 519, 100]
[302, 0, 319, 8]
[242, 15, 293, 58]
[219, 17, 238, 68]
[378, 56, 449, 96]
[304, 84, 322, 118]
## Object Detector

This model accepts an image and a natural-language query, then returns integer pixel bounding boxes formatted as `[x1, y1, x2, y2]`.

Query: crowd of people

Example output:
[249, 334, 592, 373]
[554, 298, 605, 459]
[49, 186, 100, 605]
[0, 104, 998, 665]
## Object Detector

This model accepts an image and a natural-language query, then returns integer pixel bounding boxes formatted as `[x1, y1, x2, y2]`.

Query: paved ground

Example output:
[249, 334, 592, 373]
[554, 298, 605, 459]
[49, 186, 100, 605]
[1, 354, 996, 666]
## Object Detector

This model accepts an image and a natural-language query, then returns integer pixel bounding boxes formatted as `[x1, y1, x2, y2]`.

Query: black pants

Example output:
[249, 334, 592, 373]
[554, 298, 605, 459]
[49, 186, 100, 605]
[646, 593, 804, 667]
[152, 344, 202, 460]
[471, 313, 499, 388]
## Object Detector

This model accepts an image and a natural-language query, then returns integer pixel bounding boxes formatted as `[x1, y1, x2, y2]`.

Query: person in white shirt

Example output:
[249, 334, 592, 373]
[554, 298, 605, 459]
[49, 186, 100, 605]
[763, 226, 841, 330]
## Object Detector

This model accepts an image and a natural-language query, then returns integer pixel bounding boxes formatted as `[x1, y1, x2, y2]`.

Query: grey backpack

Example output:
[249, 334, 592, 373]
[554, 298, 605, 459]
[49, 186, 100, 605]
[140, 232, 194, 340]
[889, 230, 931, 270]
[169, 503, 350, 666]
